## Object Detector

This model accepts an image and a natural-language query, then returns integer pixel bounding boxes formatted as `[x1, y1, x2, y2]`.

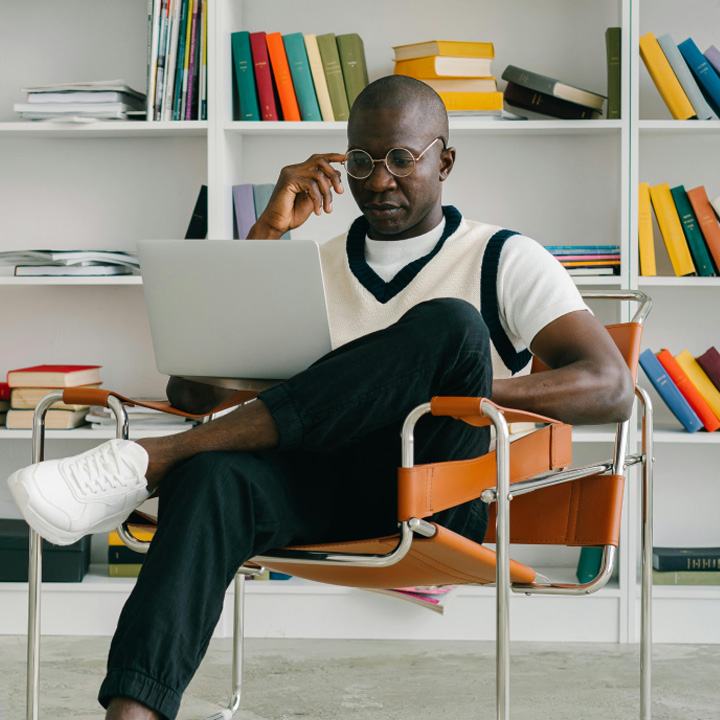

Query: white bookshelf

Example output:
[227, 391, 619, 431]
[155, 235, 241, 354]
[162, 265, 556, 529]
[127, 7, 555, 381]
[0, 0, 717, 645]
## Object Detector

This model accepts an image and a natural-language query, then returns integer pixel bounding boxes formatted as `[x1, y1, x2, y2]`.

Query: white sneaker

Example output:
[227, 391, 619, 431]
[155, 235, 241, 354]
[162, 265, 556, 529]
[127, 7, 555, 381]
[7, 439, 151, 546]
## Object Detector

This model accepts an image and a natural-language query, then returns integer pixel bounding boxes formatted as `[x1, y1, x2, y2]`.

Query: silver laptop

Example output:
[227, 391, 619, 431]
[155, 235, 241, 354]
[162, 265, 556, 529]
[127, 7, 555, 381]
[137, 238, 332, 382]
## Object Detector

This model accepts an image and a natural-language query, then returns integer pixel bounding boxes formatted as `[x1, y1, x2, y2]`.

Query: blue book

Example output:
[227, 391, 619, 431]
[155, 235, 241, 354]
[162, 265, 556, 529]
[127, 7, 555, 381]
[231, 31, 260, 121]
[252, 184, 290, 239]
[283, 33, 322, 121]
[657, 34, 714, 120]
[677, 38, 720, 118]
[639, 349, 703, 432]
[670, 185, 716, 276]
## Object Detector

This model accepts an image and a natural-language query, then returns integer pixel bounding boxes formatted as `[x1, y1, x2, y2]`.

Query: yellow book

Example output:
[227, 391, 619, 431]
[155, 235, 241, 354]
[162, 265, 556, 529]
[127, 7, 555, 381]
[638, 182, 657, 276]
[394, 55, 493, 79]
[109, 563, 143, 578]
[649, 183, 696, 276]
[109, 527, 156, 545]
[675, 350, 720, 420]
[304, 34, 335, 121]
[392, 40, 494, 62]
[437, 91, 503, 111]
[639, 32, 695, 119]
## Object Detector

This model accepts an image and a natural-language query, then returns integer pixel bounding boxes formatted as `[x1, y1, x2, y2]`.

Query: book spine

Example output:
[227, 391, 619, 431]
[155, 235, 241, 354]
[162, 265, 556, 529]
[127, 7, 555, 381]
[438, 91, 504, 112]
[638, 182, 657, 276]
[686, 186, 720, 272]
[184, 0, 199, 119]
[304, 34, 335, 121]
[231, 31, 260, 121]
[606, 27, 621, 119]
[705, 45, 720, 76]
[172, 0, 189, 121]
[678, 37, 720, 117]
[675, 350, 720, 420]
[638, 349, 703, 432]
[190, 0, 202, 120]
[250, 31, 279, 121]
[282, 33, 322, 121]
[639, 32, 696, 119]
[316, 33, 350, 121]
[266, 32, 301, 121]
[653, 552, 720, 572]
[656, 34, 715, 120]
[232, 184, 257, 239]
[161, 0, 181, 121]
[179, 0, 195, 119]
[147, 0, 163, 121]
[336, 33, 369, 110]
[696, 347, 720, 391]
[648, 183, 696, 276]
[185, 184, 208, 239]
[153, 0, 170, 120]
[503, 82, 601, 119]
[670, 185, 716, 276]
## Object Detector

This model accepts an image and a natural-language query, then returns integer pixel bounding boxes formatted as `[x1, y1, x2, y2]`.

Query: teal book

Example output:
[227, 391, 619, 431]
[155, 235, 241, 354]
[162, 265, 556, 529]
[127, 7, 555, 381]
[677, 37, 720, 117]
[252, 184, 290, 239]
[576, 546, 603, 583]
[282, 33, 321, 121]
[231, 31, 260, 120]
[670, 185, 716, 276]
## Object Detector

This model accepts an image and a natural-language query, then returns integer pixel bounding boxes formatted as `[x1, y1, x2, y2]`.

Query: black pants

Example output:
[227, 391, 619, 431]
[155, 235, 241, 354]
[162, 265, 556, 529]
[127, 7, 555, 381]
[98, 298, 494, 719]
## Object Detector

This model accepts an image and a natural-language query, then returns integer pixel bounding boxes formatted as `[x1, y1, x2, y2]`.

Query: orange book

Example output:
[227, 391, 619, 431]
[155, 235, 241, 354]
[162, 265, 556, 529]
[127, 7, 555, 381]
[265, 32, 301, 121]
[686, 185, 720, 272]
[656, 349, 720, 431]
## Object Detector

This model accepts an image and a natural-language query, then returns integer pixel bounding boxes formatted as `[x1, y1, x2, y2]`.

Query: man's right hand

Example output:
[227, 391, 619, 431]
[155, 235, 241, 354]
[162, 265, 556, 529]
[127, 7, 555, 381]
[247, 153, 347, 239]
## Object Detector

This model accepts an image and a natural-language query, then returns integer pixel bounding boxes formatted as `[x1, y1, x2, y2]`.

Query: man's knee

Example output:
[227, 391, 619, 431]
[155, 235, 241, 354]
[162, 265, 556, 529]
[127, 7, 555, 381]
[402, 298, 490, 350]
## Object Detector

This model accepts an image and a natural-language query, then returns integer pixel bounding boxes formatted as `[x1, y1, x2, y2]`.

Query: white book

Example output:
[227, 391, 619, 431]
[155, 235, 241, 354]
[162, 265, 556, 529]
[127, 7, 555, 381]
[15, 102, 136, 114]
[162, 0, 182, 121]
[26, 91, 145, 108]
[304, 34, 335, 121]
[22, 80, 145, 100]
[14, 265, 134, 277]
[711, 195, 720, 220]
[147, 0, 163, 120]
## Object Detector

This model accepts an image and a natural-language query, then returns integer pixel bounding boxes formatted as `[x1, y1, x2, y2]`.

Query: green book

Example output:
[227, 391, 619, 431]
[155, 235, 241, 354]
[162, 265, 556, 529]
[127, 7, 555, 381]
[282, 32, 322, 121]
[231, 31, 260, 121]
[576, 546, 603, 583]
[670, 185, 716, 276]
[316, 33, 350, 121]
[336, 33, 369, 110]
[653, 570, 720, 585]
[109, 563, 143, 578]
[605, 27, 621, 119]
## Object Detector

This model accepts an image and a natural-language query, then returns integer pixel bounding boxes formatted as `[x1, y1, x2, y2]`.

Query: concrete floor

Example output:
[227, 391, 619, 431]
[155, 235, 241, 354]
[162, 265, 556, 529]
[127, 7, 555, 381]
[0, 636, 718, 720]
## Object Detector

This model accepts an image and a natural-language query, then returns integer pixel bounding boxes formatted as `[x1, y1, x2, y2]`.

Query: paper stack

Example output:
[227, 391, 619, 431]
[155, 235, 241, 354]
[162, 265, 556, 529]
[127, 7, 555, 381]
[0, 249, 140, 277]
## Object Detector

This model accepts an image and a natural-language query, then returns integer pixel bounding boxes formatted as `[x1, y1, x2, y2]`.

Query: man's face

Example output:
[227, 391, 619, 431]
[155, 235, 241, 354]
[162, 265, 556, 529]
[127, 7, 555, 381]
[346, 106, 453, 240]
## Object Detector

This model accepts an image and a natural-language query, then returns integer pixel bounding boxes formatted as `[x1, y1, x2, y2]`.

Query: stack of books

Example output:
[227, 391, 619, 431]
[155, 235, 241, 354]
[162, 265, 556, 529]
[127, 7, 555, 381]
[639, 183, 720, 277]
[87, 404, 196, 433]
[653, 546, 720, 586]
[0, 383, 9, 427]
[392, 39, 506, 116]
[232, 31, 368, 122]
[639, 346, 720, 433]
[0, 249, 140, 278]
[146, 0, 208, 121]
[4, 365, 102, 430]
[501, 65, 606, 120]
[232, 183, 291, 239]
[13, 80, 145, 122]
[545, 245, 620, 276]
[108, 514, 157, 578]
[639, 33, 720, 120]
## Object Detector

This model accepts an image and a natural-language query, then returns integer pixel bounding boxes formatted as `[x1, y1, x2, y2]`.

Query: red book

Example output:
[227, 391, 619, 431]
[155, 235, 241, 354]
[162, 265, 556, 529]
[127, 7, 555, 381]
[686, 186, 720, 272]
[7, 365, 102, 389]
[249, 31, 279, 120]
[656, 350, 720, 431]
[0, 382, 9, 400]
[265, 32, 301, 121]
[697, 346, 720, 393]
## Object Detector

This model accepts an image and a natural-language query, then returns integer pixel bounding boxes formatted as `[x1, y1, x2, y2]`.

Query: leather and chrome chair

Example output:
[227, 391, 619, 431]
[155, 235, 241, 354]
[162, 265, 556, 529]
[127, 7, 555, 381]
[23, 289, 654, 720]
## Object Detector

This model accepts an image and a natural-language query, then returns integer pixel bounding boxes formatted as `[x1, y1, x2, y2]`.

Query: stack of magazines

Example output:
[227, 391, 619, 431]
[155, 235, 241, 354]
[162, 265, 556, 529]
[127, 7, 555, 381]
[87, 404, 197, 433]
[14, 80, 145, 122]
[0, 250, 140, 277]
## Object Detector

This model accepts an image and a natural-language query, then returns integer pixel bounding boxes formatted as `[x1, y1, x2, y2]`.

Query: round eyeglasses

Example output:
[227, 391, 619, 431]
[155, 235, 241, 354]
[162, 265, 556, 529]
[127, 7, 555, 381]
[343, 137, 445, 180]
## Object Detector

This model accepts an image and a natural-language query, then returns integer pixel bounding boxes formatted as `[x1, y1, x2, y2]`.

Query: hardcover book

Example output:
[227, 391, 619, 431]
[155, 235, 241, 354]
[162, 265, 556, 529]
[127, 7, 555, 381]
[304, 34, 335, 121]
[670, 185, 716, 276]
[10, 386, 95, 411]
[316, 33, 350, 121]
[266, 32, 301, 121]
[392, 40, 494, 62]
[185, 184, 208, 239]
[675, 350, 720, 419]
[648, 183, 696, 276]
[605, 27, 621, 118]
[705, 45, 720, 77]
[501, 65, 606, 110]
[394, 55, 493, 79]
[249, 31, 279, 121]
[336, 33, 369, 110]
[437, 91, 503, 112]
[231, 31, 260, 120]
[653, 546, 720, 572]
[232, 183, 256, 239]
[686, 186, 720, 271]
[503, 82, 602, 119]
[7, 365, 101, 389]
[282, 32, 322, 121]
[678, 37, 720, 118]
[5, 408, 89, 430]
[653, 570, 720, 585]
[696, 346, 720, 392]
[638, 182, 657, 276]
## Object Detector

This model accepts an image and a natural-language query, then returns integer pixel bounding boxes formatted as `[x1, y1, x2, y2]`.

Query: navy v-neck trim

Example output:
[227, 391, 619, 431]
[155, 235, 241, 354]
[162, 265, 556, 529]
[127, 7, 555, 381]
[346, 205, 462, 304]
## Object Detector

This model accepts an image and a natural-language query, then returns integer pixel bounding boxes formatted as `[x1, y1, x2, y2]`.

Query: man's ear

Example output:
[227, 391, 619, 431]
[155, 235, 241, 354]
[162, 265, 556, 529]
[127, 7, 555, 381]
[439, 146, 456, 181]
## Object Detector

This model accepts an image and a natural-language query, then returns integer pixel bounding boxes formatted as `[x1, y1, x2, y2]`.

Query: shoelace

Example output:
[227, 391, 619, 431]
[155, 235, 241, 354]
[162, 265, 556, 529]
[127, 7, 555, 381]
[68, 443, 135, 497]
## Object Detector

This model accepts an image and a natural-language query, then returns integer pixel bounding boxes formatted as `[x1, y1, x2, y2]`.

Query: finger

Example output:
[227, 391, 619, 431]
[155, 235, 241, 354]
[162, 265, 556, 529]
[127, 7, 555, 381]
[314, 157, 345, 196]
[298, 168, 337, 214]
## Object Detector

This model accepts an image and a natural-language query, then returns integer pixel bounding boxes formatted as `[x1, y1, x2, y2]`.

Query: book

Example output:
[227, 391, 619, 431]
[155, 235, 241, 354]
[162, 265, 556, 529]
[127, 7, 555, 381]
[172, 0, 190, 120]
[0, 383, 9, 401]
[638, 182, 657, 276]
[576, 546, 603, 583]
[394, 55, 493, 79]
[153, 0, 169, 120]
[501, 65, 606, 111]
[0, 249, 139, 269]
[266, 32, 301, 121]
[656, 34, 715, 120]
[696, 347, 720, 392]
[231, 31, 260, 121]
[147, 0, 163, 120]
[108, 544, 147, 564]
[655, 349, 720, 431]
[669, 185, 716, 276]
[675, 349, 720, 420]
[185, 184, 207, 239]
[252, 184, 290, 239]
[437, 91, 503, 112]
[648, 183, 696, 276]
[232, 184, 257, 239]
[184, 0, 200, 119]
[653, 570, 720, 585]
[677, 37, 720, 118]
[282, 33, 322, 121]
[14, 265, 133, 277]
[161, 0, 182, 121]
[686, 186, 720, 272]
[9, 386, 95, 411]
[638, 349, 702, 432]
[24, 91, 145, 107]
[304, 34, 335, 121]
[336, 33, 369, 110]
[363, 585, 459, 615]
[392, 40, 494, 62]
[503, 82, 602, 120]
[109, 526, 156, 545]
[653, 546, 720, 572]
[109, 563, 144, 578]
[712, 194, 720, 220]
[605, 27, 621, 119]
[5, 408, 89, 429]
[250, 31, 279, 121]
[705, 45, 720, 77]
[421, 77, 497, 93]
[178, 0, 195, 118]
[639, 32, 695, 119]
[7, 365, 101, 388]
[316, 33, 350, 121]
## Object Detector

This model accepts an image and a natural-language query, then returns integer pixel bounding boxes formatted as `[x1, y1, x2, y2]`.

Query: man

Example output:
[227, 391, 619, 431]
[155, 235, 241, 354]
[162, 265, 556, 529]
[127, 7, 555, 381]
[8, 76, 633, 720]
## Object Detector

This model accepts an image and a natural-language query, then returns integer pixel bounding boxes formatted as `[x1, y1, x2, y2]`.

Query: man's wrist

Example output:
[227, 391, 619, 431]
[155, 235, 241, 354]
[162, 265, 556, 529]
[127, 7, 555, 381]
[247, 217, 285, 240]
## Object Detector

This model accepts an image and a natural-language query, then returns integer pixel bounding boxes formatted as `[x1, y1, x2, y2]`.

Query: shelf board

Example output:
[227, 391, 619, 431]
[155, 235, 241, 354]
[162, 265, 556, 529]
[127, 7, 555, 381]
[0, 120, 207, 139]
[0, 275, 142, 286]
[638, 276, 720, 287]
[652, 427, 720, 444]
[639, 119, 720, 134]
[644, 585, 720, 600]
[0, 425, 192, 440]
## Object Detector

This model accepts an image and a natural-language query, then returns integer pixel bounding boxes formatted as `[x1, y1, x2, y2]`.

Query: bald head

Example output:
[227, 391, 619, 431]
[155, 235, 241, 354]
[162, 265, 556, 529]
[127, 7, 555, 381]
[348, 75, 449, 143]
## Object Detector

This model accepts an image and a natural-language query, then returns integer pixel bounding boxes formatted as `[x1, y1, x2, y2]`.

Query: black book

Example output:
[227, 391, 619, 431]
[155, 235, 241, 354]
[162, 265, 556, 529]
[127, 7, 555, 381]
[185, 184, 208, 239]
[503, 81, 602, 120]
[652, 547, 720, 572]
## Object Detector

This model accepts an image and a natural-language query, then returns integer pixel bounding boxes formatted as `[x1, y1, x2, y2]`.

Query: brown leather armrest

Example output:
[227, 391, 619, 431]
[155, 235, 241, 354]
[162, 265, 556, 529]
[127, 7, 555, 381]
[430, 397, 562, 427]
